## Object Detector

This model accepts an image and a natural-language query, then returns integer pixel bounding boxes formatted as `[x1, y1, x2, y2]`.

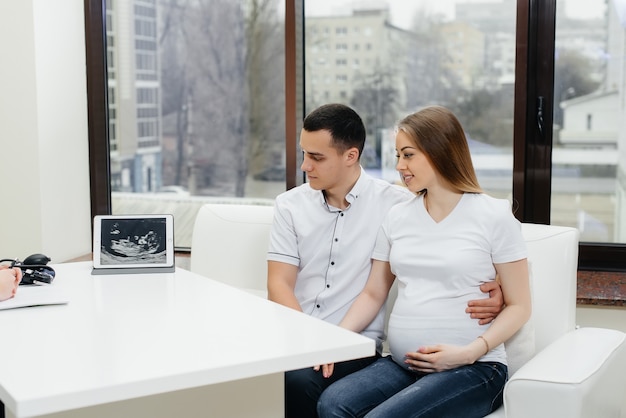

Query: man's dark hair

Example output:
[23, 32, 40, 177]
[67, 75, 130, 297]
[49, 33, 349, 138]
[302, 103, 365, 156]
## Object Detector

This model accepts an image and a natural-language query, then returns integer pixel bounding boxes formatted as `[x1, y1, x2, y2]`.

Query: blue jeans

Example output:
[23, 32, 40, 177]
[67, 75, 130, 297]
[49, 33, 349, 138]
[317, 356, 507, 418]
[285, 355, 379, 418]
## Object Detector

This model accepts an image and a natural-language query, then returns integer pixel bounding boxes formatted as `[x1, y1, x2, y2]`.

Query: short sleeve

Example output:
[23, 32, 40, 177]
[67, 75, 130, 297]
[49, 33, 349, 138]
[371, 219, 392, 262]
[490, 200, 527, 264]
[267, 197, 300, 266]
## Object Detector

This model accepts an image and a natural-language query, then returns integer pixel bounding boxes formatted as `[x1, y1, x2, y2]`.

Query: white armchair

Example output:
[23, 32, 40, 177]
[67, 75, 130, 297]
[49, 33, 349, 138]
[486, 223, 626, 418]
[191, 205, 626, 417]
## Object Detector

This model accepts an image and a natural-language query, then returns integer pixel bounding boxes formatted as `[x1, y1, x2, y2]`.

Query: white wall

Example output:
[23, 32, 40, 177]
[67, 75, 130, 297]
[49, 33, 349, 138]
[0, 0, 92, 262]
[577, 305, 626, 333]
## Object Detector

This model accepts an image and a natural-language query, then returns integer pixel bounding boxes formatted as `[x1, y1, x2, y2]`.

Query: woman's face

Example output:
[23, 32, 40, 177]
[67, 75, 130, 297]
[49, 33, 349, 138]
[395, 130, 436, 193]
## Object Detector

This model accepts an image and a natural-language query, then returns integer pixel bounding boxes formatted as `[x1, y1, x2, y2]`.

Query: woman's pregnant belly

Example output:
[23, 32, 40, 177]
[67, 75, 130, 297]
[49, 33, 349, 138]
[387, 313, 484, 370]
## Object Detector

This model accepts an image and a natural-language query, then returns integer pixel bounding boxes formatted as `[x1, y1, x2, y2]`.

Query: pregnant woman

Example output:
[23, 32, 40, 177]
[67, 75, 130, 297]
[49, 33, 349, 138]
[317, 106, 531, 418]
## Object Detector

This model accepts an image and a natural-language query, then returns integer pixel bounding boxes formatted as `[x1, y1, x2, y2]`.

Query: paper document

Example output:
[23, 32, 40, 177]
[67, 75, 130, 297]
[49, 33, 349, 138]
[0, 285, 69, 310]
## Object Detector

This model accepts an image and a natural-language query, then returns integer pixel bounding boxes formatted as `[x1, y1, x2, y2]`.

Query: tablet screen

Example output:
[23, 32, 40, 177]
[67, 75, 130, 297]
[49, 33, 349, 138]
[93, 214, 174, 269]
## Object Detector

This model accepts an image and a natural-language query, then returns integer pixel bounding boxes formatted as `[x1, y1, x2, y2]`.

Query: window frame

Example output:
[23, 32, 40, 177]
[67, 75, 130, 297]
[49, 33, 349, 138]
[85, 0, 111, 219]
[515, 0, 626, 271]
[84, 0, 626, 271]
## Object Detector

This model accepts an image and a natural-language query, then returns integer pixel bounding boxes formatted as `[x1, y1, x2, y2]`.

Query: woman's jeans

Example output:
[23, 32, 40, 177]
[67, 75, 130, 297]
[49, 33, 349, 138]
[317, 356, 507, 418]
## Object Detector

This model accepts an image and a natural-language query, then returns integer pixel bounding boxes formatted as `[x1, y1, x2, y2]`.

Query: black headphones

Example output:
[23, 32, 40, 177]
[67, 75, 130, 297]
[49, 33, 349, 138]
[0, 254, 55, 285]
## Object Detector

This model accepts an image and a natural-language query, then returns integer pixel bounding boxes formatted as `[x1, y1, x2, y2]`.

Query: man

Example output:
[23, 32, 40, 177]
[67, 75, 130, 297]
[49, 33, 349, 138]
[267, 103, 502, 418]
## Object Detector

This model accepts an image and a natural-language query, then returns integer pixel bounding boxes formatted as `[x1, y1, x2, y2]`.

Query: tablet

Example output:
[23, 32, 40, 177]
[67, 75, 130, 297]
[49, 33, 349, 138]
[92, 214, 175, 272]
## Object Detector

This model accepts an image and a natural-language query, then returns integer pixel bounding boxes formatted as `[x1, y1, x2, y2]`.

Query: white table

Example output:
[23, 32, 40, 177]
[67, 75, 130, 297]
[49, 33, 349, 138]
[0, 262, 374, 418]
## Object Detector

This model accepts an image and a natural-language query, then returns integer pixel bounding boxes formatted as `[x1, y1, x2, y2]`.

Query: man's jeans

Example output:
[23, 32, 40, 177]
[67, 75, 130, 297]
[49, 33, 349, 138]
[285, 355, 379, 418]
[318, 356, 507, 418]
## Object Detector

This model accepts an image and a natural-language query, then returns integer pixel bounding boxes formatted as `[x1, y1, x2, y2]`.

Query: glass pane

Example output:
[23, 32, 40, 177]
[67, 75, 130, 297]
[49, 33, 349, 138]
[305, 0, 516, 201]
[106, 0, 285, 248]
[553, 0, 622, 243]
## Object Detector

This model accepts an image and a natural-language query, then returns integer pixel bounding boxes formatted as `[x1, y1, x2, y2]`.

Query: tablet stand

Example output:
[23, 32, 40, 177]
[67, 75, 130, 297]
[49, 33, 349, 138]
[91, 265, 175, 275]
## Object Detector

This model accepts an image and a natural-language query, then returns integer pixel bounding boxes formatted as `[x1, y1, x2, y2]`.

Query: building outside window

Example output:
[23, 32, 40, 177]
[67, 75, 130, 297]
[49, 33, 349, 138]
[305, 0, 623, 250]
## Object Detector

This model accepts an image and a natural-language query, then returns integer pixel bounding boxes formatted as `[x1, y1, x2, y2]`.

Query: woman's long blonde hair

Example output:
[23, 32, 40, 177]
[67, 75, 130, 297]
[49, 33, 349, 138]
[397, 106, 482, 194]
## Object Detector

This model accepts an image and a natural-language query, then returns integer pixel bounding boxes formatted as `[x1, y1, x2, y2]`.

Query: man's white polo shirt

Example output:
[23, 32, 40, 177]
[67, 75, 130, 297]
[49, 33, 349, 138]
[267, 169, 413, 346]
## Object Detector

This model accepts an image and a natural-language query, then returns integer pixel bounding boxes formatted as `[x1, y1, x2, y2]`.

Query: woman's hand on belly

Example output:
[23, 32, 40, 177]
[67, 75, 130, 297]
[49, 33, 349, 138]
[404, 342, 485, 373]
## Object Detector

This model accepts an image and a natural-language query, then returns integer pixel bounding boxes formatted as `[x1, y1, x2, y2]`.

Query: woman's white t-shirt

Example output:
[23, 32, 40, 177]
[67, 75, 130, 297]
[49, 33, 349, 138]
[372, 193, 527, 368]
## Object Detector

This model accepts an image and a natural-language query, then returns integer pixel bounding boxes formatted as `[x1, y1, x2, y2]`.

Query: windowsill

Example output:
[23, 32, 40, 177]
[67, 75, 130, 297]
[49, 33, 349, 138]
[577, 270, 626, 307]
[69, 253, 625, 307]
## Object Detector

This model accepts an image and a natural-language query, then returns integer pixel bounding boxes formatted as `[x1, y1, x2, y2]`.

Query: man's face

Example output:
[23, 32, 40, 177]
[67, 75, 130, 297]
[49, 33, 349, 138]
[299, 129, 348, 191]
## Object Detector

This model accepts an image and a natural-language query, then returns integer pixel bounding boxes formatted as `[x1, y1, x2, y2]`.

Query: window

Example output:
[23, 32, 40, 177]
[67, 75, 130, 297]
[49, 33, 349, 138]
[86, 0, 285, 249]
[550, 0, 626, 268]
[306, 0, 515, 199]
[85, 0, 626, 269]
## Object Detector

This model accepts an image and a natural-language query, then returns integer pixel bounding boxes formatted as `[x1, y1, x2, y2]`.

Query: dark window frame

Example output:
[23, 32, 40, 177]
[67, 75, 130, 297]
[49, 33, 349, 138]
[515, 0, 626, 271]
[84, 0, 626, 271]
[85, 0, 111, 220]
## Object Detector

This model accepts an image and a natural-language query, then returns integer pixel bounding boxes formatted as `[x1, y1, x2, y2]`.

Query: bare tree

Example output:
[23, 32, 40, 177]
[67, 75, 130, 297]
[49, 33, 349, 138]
[553, 48, 602, 126]
[160, 0, 192, 186]
[451, 88, 515, 147]
[159, 0, 284, 196]
[246, 0, 285, 179]
[406, 8, 461, 107]
[351, 66, 400, 167]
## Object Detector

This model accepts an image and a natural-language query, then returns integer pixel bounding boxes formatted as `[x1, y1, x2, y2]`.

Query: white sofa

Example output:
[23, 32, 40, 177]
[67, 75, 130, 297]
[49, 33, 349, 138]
[191, 203, 626, 417]
[190, 202, 274, 298]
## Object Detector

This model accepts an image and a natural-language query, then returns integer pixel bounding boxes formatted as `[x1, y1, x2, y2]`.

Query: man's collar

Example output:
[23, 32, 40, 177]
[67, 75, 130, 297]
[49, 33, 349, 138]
[346, 166, 369, 203]
[318, 166, 369, 209]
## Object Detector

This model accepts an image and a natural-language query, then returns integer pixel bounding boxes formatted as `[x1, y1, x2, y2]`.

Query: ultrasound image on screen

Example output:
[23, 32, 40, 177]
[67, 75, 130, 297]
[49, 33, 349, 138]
[100, 218, 167, 265]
